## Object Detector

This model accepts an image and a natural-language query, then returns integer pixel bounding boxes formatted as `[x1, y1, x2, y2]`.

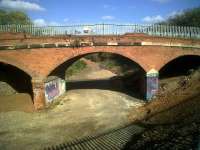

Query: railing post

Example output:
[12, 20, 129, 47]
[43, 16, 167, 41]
[103, 23, 104, 35]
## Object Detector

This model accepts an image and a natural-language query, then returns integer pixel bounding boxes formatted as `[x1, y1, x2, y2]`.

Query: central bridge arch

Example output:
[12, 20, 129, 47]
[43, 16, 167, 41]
[47, 51, 147, 101]
[47, 49, 149, 78]
[48, 51, 147, 77]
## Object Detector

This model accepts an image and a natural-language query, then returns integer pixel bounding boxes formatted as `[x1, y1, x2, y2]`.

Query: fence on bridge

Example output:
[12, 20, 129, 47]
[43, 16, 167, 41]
[0, 24, 200, 39]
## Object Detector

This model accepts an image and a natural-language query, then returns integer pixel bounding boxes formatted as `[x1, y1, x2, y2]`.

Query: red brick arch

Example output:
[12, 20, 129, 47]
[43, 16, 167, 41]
[46, 46, 200, 78]
[0, 58, 33, 100]
[157, 54, 200, 72]
[47, 50, 147, 77]
[0, 46, 200, 109]
[0, 57, 33, 77]
[0, 46, 199, 79]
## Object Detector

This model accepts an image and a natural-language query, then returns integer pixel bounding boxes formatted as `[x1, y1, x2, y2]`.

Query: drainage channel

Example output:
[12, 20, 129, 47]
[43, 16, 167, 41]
[44, 124, 144, 150]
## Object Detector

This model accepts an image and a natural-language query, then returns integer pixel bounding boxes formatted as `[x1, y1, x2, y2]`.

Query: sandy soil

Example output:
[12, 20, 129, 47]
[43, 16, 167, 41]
[0, 94, 34, 112]
[1, 58, 198, 150]
[0, 59, 144, 150]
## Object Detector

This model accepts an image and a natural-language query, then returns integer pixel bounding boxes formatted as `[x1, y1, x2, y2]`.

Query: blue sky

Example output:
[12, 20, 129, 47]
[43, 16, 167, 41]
[0, 0, 200, 25]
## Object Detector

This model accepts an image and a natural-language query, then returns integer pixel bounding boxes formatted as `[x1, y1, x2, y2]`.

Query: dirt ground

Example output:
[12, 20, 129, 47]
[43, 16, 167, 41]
[0, 58, 199, 150]
[122, 67, 200, 150]
[0, 94, 34, 112]
[0, 59, 145, 150]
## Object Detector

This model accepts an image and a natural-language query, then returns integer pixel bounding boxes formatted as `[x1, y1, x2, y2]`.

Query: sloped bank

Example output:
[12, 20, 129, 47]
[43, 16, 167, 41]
[128, 68, 200, 124]
[126, 68, 200, 149]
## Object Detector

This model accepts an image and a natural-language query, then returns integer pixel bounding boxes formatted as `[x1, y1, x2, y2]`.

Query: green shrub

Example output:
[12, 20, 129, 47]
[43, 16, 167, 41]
[65, 60, 87, 78]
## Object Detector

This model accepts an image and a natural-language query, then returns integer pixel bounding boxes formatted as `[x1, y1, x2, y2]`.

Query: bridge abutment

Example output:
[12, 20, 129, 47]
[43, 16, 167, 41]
[146, 69, 159, 100]
[32, 79, 46, 110]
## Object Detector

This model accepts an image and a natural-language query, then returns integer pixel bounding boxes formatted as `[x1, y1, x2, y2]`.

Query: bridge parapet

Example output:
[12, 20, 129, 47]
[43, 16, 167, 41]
[0, 24, 200, 39]
[1, 32, 200, 48]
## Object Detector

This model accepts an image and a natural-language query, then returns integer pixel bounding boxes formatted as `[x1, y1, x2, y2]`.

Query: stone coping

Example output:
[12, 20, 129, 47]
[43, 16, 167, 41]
[0, 41, 200, 51]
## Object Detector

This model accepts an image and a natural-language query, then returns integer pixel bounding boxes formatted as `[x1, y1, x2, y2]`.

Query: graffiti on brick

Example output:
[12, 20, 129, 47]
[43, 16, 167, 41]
[45, 80, 59, 102]
[146, 69, 159, 100]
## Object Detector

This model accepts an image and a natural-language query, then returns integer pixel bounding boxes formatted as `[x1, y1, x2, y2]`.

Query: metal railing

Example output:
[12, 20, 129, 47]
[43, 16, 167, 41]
[0, 24, 200, 39]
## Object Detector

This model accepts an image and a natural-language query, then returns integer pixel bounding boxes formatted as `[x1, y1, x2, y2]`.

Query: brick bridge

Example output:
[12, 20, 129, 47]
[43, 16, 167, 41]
[0, 33, 200, 109]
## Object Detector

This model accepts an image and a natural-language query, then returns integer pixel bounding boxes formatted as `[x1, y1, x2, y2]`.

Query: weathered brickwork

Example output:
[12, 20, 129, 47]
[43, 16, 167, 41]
[0, 34, 200, 109]
[0, 46, 199, 78]
[1, 32, 200, 46]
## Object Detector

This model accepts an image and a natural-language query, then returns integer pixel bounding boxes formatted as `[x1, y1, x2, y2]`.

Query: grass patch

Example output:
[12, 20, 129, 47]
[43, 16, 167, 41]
[101, 60, 117, 70]
[66, 60, 87, 78]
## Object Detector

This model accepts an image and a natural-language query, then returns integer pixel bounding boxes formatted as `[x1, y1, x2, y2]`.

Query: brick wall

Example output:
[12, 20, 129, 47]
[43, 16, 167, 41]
[1, 32, 200, 46]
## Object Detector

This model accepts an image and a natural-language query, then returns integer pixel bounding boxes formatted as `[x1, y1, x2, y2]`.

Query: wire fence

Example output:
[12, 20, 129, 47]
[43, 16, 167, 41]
[0, 24, 200, 39]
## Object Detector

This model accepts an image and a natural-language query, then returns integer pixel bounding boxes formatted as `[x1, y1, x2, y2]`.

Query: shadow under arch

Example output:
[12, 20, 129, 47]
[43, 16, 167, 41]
[0, 62, 33, 100]
[159, 55, 200, 79]
[48, 52, 147, 99]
